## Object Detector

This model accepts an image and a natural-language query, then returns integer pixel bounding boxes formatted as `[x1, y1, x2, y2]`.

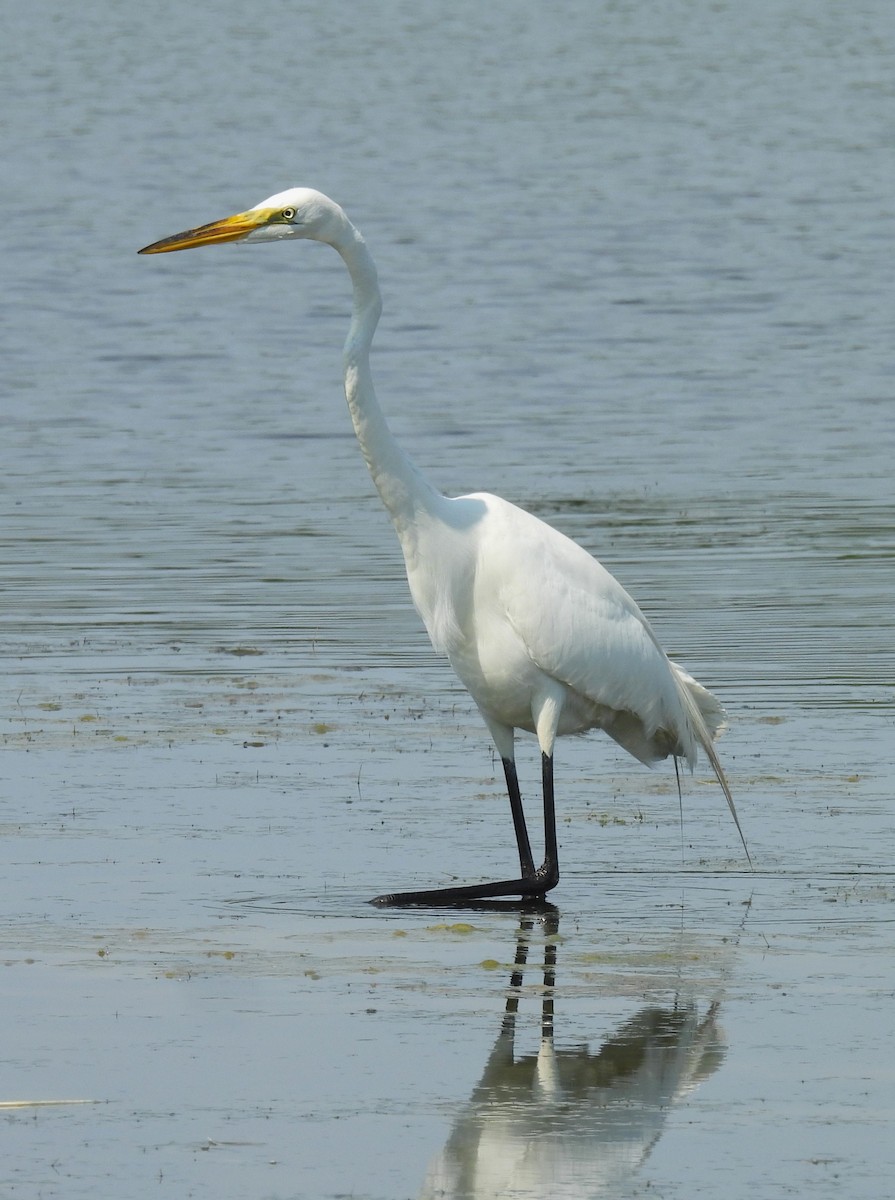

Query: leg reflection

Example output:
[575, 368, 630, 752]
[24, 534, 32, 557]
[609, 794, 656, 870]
[420, 914, 725, 1200]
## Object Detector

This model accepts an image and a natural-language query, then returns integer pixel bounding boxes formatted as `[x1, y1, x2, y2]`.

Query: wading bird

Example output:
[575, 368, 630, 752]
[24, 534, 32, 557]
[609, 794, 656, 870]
[140, 187, 748, 905]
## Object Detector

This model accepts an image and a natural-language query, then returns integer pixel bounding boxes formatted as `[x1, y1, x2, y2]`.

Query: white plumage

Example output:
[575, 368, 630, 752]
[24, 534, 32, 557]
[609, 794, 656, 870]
[140, 186, 748, 904]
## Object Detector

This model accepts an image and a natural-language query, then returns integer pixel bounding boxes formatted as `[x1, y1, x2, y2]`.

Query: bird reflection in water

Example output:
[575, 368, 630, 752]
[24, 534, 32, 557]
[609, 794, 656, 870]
[420, 914, 725, 1199]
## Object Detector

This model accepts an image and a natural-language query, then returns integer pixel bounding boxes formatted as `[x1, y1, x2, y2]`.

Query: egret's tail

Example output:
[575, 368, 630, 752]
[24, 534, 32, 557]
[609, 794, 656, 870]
[670, 663, 752, 868]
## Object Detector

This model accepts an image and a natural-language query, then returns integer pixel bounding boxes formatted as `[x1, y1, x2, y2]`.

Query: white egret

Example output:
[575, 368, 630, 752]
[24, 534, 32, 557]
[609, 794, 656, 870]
[140, 187, 749, 905]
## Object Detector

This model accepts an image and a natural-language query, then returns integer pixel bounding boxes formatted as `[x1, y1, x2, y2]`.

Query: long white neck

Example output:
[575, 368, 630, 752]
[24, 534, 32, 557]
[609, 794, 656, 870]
[329, 218, 443, 541]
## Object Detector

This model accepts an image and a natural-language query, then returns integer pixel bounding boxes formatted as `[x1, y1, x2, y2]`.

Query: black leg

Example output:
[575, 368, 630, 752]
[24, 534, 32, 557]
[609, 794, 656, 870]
[503, 757, 536, 878]
[538, 751, 560, 892]
[370, 752, 560, 907]
[370, 875, 558, 906]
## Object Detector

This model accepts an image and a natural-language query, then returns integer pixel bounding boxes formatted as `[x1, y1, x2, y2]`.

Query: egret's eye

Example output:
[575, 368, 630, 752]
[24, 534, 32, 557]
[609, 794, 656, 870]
[281, 207, 296, 221]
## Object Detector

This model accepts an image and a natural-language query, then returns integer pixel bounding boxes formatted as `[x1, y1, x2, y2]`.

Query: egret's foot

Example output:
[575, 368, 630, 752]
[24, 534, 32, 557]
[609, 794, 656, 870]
[370, 865, 559, 908]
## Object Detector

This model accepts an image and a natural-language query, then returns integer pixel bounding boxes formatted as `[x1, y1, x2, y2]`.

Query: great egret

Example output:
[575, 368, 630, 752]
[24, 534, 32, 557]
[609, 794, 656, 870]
[140, 187, 749, 905]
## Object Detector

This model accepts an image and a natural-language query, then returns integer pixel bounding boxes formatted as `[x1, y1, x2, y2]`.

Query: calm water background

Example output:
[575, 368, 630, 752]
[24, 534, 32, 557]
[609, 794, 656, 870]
[2, 1, 894, 1197]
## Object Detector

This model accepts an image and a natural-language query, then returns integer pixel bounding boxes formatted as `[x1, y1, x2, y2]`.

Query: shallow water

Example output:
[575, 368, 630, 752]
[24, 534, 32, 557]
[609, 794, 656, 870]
[3, 1, 895, 1197]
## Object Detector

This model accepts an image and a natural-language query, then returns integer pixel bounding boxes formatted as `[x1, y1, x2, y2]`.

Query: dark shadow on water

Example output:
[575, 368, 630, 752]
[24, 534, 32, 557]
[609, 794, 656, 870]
[221, 887, 561, 921]
[220, 867, 758, 923]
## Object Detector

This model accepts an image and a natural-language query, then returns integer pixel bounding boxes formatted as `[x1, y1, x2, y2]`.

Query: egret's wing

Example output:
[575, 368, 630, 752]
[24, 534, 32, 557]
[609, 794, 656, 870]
[491, 510, 749, 859]
[485, 503, 685, 753]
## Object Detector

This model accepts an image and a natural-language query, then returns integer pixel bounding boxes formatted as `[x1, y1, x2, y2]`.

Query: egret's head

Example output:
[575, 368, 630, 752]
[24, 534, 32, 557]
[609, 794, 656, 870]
[138, 187, 345, 255]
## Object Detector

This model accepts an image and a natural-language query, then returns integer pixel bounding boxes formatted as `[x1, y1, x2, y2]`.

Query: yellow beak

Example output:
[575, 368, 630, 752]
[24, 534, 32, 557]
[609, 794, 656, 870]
[138, 208, 275, 254]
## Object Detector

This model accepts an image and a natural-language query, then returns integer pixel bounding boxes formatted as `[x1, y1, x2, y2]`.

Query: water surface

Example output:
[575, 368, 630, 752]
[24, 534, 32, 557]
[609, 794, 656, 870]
[2, 2, 894, 1197]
